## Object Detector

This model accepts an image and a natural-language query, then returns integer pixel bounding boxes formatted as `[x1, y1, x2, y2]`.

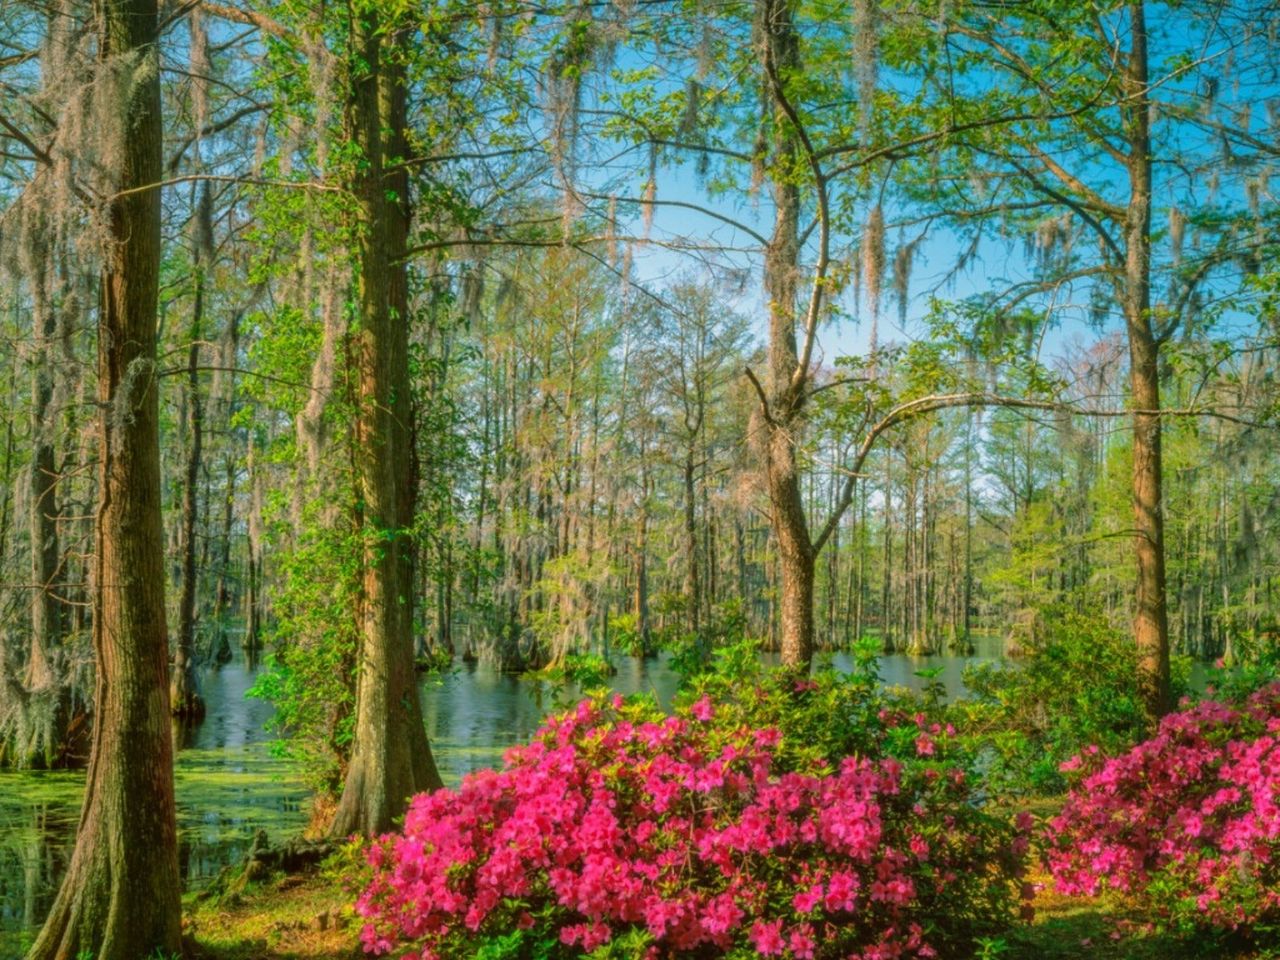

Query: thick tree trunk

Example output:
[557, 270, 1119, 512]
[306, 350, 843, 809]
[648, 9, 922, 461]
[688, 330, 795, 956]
[758, 0, 816, 671]
[171, 264, 205, 717]
[330, 15, 441, 839]
[26, 256, 61, 716]
[27, 0, 182, 954]
[1123, 1, 1171, 720]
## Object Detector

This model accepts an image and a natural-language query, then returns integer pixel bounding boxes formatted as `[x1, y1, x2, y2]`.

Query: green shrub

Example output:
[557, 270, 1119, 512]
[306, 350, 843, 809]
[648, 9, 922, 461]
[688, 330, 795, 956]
[959, 605, 1189, 795]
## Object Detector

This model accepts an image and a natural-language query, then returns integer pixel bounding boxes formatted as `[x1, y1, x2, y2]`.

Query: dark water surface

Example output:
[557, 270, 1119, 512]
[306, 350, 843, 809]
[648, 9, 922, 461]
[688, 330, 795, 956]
[0, 642, 1005, 954]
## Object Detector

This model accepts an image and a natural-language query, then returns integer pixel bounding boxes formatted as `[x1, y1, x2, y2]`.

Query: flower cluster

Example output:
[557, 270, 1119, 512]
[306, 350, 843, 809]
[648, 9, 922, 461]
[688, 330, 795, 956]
[1048, 683, 1280, 932]
[357, 694, 1032, 959]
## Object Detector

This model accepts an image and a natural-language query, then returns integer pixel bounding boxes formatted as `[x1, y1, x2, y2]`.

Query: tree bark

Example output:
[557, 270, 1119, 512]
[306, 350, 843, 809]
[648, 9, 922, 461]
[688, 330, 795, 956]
[27, 0, 182, 954]
[682, 449, 700, 635]
[26, 252, 62, 716]
[171, 248, 205, 717]
[1122, 1, 1171, 720]
[330, 13, 442, 839]
[758, 0, 816, 671]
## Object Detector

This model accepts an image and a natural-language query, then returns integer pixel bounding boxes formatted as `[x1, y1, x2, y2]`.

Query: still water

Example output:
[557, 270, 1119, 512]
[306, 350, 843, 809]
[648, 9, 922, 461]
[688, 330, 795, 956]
[0, 642, 1002, 954]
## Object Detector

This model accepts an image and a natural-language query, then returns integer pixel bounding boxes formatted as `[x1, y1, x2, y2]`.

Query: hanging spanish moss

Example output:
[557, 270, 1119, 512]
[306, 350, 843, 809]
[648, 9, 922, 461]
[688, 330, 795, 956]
[892, 234, 920, 325]
[641, 178, 656, 238]
[545, 7, 596, 233]
[860, 203, 885, 325]
[1169, 205, 1185, 263]
[680, 78, 701, 137]
[189, 9, 210, 148]
[696, 23, 715, 79]
[1202, 75, 1219, 116]
[1032, 213, 1072, 271]
[851, 243, 863, 322]
[606, 194, 618, 268]
[619, 243, 634, 296]
[485, 3, 503, 70]
[852, 0, 879, 135]
[641, 143, 657, 238]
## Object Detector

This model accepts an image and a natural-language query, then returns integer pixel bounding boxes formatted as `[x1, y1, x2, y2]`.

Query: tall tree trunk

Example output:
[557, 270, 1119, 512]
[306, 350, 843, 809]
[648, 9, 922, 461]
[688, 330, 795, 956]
[962, 408, 975, 653]
[212, 310, 241, 652]
[759, 0, 816, 671]
[26, 256, 60, 706]
[683, 449, 700, 635]
[1123, 1, 1171, 720]
[171, 246, 205, 717]
[633, 462, 651, 654]
[330, 15, 442, 839]
[27, 0, 182, 954]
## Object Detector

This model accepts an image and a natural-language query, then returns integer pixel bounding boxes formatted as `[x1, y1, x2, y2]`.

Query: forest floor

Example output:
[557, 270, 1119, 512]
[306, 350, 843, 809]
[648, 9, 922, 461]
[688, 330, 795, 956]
[184, 871, 357, 960]
[181, 865, 1271, 960]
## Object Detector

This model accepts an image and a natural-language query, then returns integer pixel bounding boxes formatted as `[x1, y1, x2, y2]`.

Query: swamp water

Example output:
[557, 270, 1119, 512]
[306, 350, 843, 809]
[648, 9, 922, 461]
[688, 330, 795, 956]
[0, 640, 1005, 955]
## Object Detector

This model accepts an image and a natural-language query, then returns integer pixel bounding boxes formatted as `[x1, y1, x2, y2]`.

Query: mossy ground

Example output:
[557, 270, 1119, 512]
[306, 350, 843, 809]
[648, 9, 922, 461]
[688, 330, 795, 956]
[184, 872, 359, 960]
[183, 866, 1276, 960]
[1002, 867, 1271, 960]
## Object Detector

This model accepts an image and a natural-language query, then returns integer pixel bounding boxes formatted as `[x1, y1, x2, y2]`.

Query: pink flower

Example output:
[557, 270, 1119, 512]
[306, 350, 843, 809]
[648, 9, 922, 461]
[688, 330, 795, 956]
[1049, 683, 1280, 932]
[749, 918, 785, 956]
[788, 923, 817, 959]
[792, 884, 822, 914]
[356, 691, 1030, 960]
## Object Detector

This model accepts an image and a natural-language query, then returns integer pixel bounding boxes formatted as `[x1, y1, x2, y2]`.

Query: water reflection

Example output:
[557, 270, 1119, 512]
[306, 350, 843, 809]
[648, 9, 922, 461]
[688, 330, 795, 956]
[421, 640, 1006, 783]
[0, 659, 309, 955]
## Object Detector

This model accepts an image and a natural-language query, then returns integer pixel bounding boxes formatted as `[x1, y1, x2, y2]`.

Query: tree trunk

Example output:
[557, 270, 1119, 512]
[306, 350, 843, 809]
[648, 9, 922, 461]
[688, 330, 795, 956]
[758, 0, 816, 671]
[212, 310, 241, 654]
[1123, 1, 1171, 720]
[330, 14, 442, 839]
[27, 0, 183, 954]
[683, 449, 700, 634]
[25, 248, 65, 766]
[171, 252, 205, 717]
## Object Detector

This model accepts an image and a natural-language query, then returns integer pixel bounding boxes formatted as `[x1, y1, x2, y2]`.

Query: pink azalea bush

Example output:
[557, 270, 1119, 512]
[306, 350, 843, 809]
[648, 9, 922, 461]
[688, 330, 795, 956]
[1048, 683, 1280, 933]
[357, 693, 1033, 959]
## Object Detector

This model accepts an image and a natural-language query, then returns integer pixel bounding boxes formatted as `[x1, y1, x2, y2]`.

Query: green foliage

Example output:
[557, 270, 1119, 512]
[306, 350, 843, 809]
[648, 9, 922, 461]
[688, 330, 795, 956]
[1203, 628, 1280, 703]
[606, 612, 647, 658]
[537, 652, 615, 690]
[678, 636, 971, 776]
[663, 598, 752, 683]
[247, 513, 362, 796]
[960, 606, 1189, 795]
[415, 644, 455, 674]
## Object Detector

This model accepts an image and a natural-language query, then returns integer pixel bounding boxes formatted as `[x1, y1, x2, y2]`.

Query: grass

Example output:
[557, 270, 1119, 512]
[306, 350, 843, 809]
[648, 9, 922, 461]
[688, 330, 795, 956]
[184, 872, 359, 960]
[181, 864, 1276, 960]
[1003, 867, 1270, 960]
